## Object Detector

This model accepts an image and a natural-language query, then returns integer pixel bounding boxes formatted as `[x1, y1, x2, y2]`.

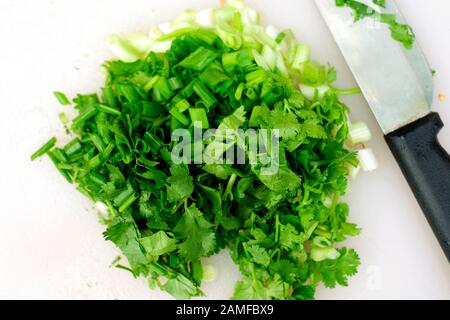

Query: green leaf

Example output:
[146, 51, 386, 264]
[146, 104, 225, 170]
[279, 223, 304, 250]
[316, 248, 360, 288]
[140, 231, 178, 257]
[293, 285, 316, 300]
[232, 272, 287, 300]
[244, 244, 271, 267]
[336, 0, 415, 48]
[252, 149, 301, 193]
[103, 216, 148, 272]
[202, 164, 235, 180]
[163, 273, 203, 299]
[173, 204, 216, 261]
[166, 164, 194, 202]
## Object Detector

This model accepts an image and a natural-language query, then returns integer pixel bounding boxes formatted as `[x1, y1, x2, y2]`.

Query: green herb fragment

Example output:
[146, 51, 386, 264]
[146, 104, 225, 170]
[335, 0, 415, 49]
[179, 47, 219, 71]
[166, 165, 194, 202]
[53, 92, 71, 106]
[31, 137, 57, 161]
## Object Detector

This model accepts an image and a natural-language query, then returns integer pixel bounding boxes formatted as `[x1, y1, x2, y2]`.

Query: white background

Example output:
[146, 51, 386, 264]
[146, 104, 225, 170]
[0, 0, 449, 300]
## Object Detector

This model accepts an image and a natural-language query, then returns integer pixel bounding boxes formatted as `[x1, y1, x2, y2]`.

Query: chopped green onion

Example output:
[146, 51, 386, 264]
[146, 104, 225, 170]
[222, 49, 253, 71]
[72, 106, 97, 127]
[349, 164, 361, 179]
[195, 9, 214, 27]
[289, 43, 310, 70]
[102, 87, 118, 108]
[138, 158, 160, 170]
[175, 99, 191, 112]
[193, 81, 217, 110]
[151, 40, 173, 53]
[157, 27, 198, 42]
[275, 31, 287, 44]
[265, 25, 279, 39]
[141, 101, 164, 118]
[235, 83, 245, 100]
[169, 77, 184, 91]
[143, 131, 163, 153]
[90, 134, 106, 153]
[202, 264, 217, 282]
[144, 75, 161, 92]
[152, 77, 174, 101]
[349, 122, 372, 145]
[261, 46, 277, 70]
[53, 92, 71, 106]
[332, 87, 362, 96]
[47, 150, 73, 183]
[299, 84, 330, 100]
[53, 148, 69, 163]
[89, 172, 107, 186]
[216, 24, 242, 50]
[119, 193, 138, 213]
[358, 148, 378, 172]
[31, 137, 57, 161]
[245, 87, 258, 101]
[189, 108, 209, 128]
[199, 67, 231, 91]
[63, 139, 83, 158]
[180, 80, 196, 98]
[118, 85, 141, 103]
[108, 35, 142, 63]
[245, 68, 267, 87]
[86, 154, 102, 171]
[59, 112, 69, 126]
[170, 116, 185, 132]
[101, 143, 115, 161]
[178, 47, 218, 71]
[169, 107, 191, 126]
[310, 246, 340, 262]
[96, 104, 122, 116]
[112, 184, 138, 212]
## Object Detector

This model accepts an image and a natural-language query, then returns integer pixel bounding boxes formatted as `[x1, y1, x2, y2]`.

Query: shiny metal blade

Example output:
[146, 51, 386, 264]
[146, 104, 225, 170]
[315, 0, 434, 134]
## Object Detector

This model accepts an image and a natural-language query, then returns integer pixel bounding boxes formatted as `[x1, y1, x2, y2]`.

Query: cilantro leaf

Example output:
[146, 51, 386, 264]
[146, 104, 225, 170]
[232, 272, 287, 300]
[316, 248, 361, 288]
[103, 215, 148, 273]
[166, 164, 194, 202]
[163, 273, 203, 299]
[336, 0, 415, 49]
[293, 285, 316, 300]
[139, 231, 178, 257]
[244, 244, 271, 267]
[173, 204, 216, 261]
[251, 148, 301, 193]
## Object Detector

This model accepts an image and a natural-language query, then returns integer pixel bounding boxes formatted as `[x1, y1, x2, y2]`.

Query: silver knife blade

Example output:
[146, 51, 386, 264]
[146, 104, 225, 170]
[315, 0, 434, 134]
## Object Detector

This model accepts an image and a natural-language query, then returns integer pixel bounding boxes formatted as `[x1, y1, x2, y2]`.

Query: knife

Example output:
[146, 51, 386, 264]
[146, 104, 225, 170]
[315, 0, 450, 262]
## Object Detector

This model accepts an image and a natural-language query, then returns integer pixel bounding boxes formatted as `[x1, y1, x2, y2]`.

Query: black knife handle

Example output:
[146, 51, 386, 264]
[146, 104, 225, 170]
[385, 112, 450, 262]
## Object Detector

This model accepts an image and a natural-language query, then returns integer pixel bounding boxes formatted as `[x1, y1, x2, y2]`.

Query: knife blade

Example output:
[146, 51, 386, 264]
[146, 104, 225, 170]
[315, 0, 450, 262]
[315, 0, 433, 134]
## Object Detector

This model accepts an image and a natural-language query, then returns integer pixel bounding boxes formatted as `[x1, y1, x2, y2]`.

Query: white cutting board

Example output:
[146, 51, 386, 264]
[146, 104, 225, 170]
[0, 0, 448, 300]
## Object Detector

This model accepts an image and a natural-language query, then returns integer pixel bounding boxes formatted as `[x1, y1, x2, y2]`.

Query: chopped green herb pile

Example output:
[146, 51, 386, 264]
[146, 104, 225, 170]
[336, 0, 415, 49]
[32, 0, 364, 300]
